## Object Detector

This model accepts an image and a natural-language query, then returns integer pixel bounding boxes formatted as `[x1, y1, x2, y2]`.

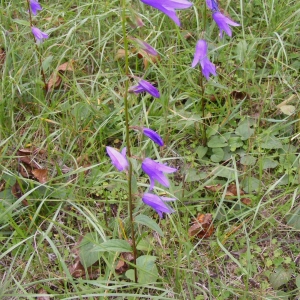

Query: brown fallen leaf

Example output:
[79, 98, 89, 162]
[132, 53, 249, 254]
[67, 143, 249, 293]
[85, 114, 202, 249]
[32, 169, 48, 184]
[188, 213, 214, 238]
[0, 48, 6, 69]
[115, 49, 126, 60]
[115, 252, 135, 274]
[11, 182, 28, 206]
[37, 288, 50, 300]
[204, 184, 223, 193]
[46, 60, 74, 91]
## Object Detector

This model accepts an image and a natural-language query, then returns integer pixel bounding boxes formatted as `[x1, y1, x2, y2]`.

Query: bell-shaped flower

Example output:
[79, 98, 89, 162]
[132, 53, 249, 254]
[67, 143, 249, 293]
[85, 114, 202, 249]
[131, 38, 158, 56]
[206, 0, 219, 11]
[192, 40, 216, 80]
[143, 128, 164, 146]
[142, 193, 176, 218]
[140, 0, 193, 27]
[30, 0, 42, 15]
[142, 158, 177, 190]
[212, 11, 240, 38]
[129, 79, 160, 98]
[31, 27, 49, 42]
[106, 146, 128, 172]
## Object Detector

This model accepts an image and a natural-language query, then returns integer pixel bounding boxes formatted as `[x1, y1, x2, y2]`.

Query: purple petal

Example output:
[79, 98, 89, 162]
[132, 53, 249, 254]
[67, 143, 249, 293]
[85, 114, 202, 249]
[31, 27, 49, 42]
[30, 0, 42, 15]
[206, 0, 219, 11]
[143, 128, 164, 146]
[191, 40, 207, 68]
[142, 193, 175, 218]
[133, 38, 158, 56]
[213, 12, 240, 38]
[106, 146, 129, 171]
[138, 80, 160, 98]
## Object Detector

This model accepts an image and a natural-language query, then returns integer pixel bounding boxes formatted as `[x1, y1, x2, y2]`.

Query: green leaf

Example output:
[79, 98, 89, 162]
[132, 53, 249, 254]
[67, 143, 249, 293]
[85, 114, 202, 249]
[240, 155, 257, 166]
[136, 239, 153, 251]
[279, 105, 295, 116]
[207, 135, 228, 148]
[296, 275, 300, 288]
[42, 56, 54, 71]
[79, 233, 103, 268]
[125, 255, 158, 283]
[228, 136, 244, 151]
[269, 268, 292, 290]
[135, 214, 164, 237]
[211, 148, 224, 163]
[260, 136, 283, 149]
[13, 19, 30, 26]
[262, 158, 279, 169]
[241, 177, 260, 193]
[286, 207, 300, 230]
[195, 146, 208, 159]
[235, 121, 254, 140]
[94, 239, 132, 253]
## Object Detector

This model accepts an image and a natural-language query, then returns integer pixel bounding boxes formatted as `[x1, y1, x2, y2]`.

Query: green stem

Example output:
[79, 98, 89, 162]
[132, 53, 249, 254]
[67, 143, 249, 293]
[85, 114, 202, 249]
[121, 0, 138, 283]
[199, 74, 207, 146]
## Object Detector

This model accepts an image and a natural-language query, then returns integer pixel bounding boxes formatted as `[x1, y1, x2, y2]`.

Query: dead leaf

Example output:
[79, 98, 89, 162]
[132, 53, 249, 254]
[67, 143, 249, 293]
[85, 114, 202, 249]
[115, 49, 126, 60]
[46, 60, 74, 91]
[115, 252, 135, 274]
[69, 260, 86, 278]
[37, 288, 50, 300]
[32, 169, 48, 184]
[0, 48, 6, 69]
[11, 182, 28, 206]
[188, 213, 214, 238]
[230, 91, 249, 100]
[137, 50, 160, 69]
[241, 197, 251, 206]
[204, 184, 223, 192]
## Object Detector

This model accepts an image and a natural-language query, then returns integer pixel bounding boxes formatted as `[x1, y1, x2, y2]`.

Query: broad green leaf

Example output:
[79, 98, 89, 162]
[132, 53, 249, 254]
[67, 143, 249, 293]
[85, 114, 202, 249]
[136, 239, 153, 251]
[213, 166, 237, 180]
[211, 148, 224, 163]
[195, 146, 208, 159]
[228, 136, 244, 151]
[261, 158, 279, 169]
[260, 136, 283, 149]
[269, 268, 292, 290]
[235, 122, 254, 140]
[135, 214, 164, 237]
[94, 239, 132, 253]
[296, 275, 300, 288]
[286, 207, 300, 230]
[13, 19, 30, 26]
[79, 233, 104, 268]
[240, 155, 257, 166]
[185, 168, 202, 183]
[241, 177, 260, 193]
[42, 56, 54, 71]
[207, 135, 228, 148]
[126, 255, 158, 284]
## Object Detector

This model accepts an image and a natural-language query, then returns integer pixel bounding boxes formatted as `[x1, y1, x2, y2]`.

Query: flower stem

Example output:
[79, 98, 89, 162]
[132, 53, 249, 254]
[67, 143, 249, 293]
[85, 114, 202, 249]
[121, 0, 138, 283]
[199, 73, 207, 146]
[26, 0, 47, 91]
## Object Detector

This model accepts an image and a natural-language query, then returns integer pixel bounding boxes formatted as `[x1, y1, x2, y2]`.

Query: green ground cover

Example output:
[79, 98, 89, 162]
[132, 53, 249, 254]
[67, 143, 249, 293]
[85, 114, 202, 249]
[0, 0, 299, 299]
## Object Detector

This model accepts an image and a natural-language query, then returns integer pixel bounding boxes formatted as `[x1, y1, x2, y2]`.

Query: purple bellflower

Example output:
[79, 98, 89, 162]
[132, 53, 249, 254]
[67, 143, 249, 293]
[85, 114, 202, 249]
[143, 128, 164, 146]
[212, 12, 240, 38]
[30, 0, 42, 15]
[129, 79, 160, 98]
[132, 38, 158, 56]
[142, 158, 177, 190]
[192, 40, 216, 80]
[31, 27, 49, 42]
[140, 0, 193, 27]
[206, 0, 219, 11]
[106, 146, 129, 172]
[142, 193, 176, 218]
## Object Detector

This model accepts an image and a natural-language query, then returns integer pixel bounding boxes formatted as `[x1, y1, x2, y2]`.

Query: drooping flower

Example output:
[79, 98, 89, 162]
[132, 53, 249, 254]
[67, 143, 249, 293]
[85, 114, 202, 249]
[129, 79, 160, 98]
[106, 146, 129, 171]
[142, 158, 177, 190]
[212, 11, 240, 38]
[30, 0, 42, 15]
[140, 0, 193, 27]
[191, 40, 216, 80]
[31, 27, 49, 42]
[143, 128, 164, 146]
[131, 38, 158, 56]
[142, 193, 176, 218]
[206, 0, 219, 11]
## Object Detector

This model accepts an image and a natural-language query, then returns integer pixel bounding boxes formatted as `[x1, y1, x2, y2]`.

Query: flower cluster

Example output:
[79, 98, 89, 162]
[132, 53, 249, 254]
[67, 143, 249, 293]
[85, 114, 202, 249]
[106, 127, 177, 218]
[29, 0, 49, 43]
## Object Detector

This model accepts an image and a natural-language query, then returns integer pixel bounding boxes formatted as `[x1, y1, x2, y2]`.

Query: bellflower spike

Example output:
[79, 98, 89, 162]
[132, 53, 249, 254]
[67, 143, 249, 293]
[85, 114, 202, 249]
[143, 128, 164, 146]
[129, 79, 160, 98]
[140, 0, 193, 27]
[142, 158, 177, 190]
[192, 40, 216, 80]
[30, 0, 42, 15]
[212, 12, 240, 38]
[106, 146, 129, 172]
[31, 27, 49, 42]
[142, 193, 176, 218]
[206, 0, 219, 11]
